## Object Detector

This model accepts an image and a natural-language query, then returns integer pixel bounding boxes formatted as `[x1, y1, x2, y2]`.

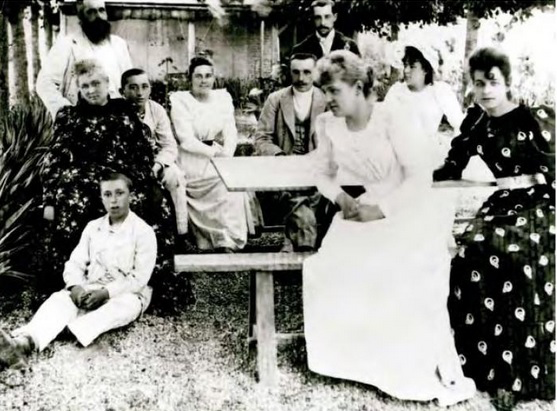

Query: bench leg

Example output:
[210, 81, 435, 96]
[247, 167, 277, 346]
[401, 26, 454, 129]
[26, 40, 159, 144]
[255, 271, 277, 386]
[247, 272, 256, 356]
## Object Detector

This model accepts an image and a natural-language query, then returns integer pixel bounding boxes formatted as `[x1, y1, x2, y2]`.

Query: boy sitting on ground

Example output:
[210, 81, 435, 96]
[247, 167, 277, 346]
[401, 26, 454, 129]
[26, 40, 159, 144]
[0, 172, 156, 369]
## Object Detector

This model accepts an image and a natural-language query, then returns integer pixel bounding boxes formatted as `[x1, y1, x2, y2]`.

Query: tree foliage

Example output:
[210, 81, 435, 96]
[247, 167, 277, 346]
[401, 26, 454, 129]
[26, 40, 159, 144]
[256, 0, 553, 38]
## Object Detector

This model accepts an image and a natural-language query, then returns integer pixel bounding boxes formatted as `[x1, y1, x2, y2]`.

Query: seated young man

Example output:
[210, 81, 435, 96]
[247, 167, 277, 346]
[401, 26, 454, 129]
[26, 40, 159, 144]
[0, 172, 157, 369]
[254, 53, 330, 252]
[120, 68, 188, 235]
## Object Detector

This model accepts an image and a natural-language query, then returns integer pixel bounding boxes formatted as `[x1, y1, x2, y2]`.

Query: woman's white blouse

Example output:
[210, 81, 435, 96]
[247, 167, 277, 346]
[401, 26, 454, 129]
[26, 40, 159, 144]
[169, 89, 238, 158]
[312, 107, 433, 217]
[383, 81, 464, 137]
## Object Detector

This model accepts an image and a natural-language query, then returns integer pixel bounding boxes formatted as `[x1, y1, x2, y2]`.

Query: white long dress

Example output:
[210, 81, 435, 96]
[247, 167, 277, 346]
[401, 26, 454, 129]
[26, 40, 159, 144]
[383, 81, 464, 170]
[170, 89, 249, 250]
[303, 108, 476, 405]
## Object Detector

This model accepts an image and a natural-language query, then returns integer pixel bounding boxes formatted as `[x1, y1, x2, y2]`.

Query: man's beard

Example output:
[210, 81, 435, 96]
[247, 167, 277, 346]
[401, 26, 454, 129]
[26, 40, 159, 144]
[80, 18, 111, 44]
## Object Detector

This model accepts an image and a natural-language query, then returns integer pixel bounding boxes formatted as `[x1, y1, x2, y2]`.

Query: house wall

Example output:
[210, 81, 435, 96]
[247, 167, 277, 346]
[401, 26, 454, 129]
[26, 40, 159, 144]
[62, 11, 277, 80]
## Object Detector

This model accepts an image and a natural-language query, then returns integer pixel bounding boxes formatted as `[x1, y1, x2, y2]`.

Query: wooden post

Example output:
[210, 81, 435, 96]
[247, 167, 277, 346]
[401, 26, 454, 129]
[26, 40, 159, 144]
[271, 23, 279, 65]
[255, 271, 277, 386]
[0, 13, 9, 115]
[30, 2, 41, 84]
[247, 272, 257, 355]
[43, 3, 53, 51]
[461, 9, 480, 104]
[260, 19, 265, 78]
[7, 4, 30, 107]
[188, 21, 195, 61]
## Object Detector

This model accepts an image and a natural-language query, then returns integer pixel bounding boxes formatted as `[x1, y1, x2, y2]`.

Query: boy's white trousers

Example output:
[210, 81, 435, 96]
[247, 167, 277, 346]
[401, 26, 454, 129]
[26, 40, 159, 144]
[15, 290, 146, 351]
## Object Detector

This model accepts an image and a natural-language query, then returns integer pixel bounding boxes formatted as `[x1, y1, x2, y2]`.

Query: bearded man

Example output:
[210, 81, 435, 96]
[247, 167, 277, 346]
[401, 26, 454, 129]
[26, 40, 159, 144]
[36, 0, 133, 118]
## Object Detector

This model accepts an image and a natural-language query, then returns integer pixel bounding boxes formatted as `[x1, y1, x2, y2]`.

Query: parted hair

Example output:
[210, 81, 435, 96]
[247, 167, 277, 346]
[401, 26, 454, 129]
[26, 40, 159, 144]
[289, 53, 317, 63]
[73, 59, 109, 83]
[316, 50, 374, 97]
[311, 0, 335, 11]
[99, 172, 133, 190]
[121, 68, 148, 88]
[188, 55, 214, 80]
[469, 47, 512, 86]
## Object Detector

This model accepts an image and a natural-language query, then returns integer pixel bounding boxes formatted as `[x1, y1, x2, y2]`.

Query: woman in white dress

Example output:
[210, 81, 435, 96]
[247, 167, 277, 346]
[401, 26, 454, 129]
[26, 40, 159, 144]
[383, 42, 464, 169]
[303, 50, 476, 406]
[170, 56, 249, 252]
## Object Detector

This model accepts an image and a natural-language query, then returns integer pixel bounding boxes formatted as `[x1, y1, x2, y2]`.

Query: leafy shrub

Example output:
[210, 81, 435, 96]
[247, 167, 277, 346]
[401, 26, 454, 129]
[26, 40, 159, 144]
[0, 97, 54, 284]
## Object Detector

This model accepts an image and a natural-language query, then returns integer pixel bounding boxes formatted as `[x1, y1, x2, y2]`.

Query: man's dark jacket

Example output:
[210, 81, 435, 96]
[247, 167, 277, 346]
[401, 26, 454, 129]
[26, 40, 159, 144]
[291, 31, 360, 59]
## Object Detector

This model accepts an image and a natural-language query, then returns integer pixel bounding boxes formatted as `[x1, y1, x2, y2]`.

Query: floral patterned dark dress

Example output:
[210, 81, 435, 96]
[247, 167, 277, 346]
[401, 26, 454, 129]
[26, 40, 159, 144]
[41, 98, 181, 308]
[434, 104, 555, 400]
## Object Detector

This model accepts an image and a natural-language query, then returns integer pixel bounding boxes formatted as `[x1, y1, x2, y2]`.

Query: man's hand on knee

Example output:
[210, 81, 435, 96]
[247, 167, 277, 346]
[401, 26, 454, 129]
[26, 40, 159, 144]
[161, 165, 181, 190]
[82, 288, 109, 311]
[69, 285, 88, 308]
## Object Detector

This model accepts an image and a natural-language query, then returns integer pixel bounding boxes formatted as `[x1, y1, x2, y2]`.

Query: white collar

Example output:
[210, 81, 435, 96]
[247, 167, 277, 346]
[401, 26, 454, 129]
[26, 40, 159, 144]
[100, 210, 135, 232]
[292, 86, 314, 97]
[316, 29, 335, 43]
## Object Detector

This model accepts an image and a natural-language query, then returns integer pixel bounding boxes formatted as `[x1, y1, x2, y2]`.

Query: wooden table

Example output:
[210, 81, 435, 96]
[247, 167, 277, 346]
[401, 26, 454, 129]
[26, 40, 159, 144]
[211, 155, 496, 192]
[207, 155, 495, 386]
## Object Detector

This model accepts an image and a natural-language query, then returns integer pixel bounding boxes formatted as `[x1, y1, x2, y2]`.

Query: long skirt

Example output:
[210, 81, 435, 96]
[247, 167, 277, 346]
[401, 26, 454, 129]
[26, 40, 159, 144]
[303, 193, 475, 404]
[179, 152, 249, 250]
[448, 185, 555, 400]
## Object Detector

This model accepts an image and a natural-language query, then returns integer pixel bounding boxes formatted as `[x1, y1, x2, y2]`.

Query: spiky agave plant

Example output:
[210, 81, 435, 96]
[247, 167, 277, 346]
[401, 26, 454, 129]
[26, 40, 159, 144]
[0, 97, 53, 281]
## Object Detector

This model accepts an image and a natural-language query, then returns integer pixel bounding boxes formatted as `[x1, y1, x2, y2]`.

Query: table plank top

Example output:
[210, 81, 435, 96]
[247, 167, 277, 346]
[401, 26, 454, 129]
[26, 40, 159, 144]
[175, 251, 315, 272]
[211, 156, 496, 192]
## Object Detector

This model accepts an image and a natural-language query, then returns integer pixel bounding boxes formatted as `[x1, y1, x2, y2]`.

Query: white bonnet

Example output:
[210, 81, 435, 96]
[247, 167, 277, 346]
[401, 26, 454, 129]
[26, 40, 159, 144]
[404, 41, 440, 72]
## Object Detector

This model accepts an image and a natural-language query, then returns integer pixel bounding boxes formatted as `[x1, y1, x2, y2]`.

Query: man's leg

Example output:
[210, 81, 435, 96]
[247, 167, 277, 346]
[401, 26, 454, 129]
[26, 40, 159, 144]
[284, 193, 318, 251]
[15, 290, 79, 351]
[67, 293, 142, 347]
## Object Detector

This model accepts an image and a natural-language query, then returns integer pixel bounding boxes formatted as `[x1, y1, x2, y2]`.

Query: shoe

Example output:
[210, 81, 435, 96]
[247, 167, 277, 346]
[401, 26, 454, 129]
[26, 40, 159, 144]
[490, 389, 517, 411]
[214, 247, 235, 254]
[295, 245, 315, 252]
[436, 378, 476, 407]
[280, 239, 294, 253]
[0, 330, 31, 369]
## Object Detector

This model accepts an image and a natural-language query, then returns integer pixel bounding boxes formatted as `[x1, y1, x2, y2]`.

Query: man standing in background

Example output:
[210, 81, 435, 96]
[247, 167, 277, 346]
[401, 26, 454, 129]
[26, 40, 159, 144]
[36, 0, 133, 118]
[291, 0, 359, 59]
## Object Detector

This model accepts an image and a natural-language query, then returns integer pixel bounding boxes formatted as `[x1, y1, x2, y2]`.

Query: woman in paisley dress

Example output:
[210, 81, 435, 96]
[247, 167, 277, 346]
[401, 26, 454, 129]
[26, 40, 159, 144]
[302, 50, 476, 406]
[170, 56, 251, 252]
[41, 59, 183, 310]
[433, 48, 555, 408]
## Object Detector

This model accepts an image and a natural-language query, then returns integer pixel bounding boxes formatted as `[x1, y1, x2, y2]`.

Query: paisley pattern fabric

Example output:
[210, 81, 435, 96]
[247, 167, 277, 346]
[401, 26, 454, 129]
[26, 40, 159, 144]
[434, 104, 555, 400]
[41, 98, 182, 310]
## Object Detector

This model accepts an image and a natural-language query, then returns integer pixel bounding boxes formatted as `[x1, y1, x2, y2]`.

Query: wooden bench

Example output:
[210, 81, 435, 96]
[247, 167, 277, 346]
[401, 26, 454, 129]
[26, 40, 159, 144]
[175, 251, 314, 386]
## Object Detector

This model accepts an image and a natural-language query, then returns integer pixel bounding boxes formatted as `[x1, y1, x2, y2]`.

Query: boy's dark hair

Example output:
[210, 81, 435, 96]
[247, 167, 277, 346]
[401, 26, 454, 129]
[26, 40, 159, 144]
[99, 172, 133, 190]
[121, 68, 148, 88]
[290, 53, 317, 63]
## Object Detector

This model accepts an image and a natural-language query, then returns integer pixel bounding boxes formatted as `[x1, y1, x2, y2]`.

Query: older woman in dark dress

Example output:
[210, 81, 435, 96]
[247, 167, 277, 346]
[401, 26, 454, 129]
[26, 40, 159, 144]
[41, 59, 186, 310]
[434, 48, 555, 409]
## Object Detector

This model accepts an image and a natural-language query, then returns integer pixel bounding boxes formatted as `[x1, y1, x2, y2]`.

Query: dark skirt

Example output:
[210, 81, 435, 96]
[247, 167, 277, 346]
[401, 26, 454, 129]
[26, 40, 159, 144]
[448, 184, 555, 400]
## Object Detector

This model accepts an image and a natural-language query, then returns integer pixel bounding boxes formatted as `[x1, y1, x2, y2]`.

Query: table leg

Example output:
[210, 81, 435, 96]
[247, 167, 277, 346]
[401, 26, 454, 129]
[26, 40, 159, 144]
[255, 271, 277, 386]
[247, 272, 256, 355]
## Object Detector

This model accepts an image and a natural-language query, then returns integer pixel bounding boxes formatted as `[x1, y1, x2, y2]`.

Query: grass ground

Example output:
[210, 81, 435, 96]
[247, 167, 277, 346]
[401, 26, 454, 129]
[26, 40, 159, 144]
[0, 271, 554, 411]
[0, 174, 552, 411]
